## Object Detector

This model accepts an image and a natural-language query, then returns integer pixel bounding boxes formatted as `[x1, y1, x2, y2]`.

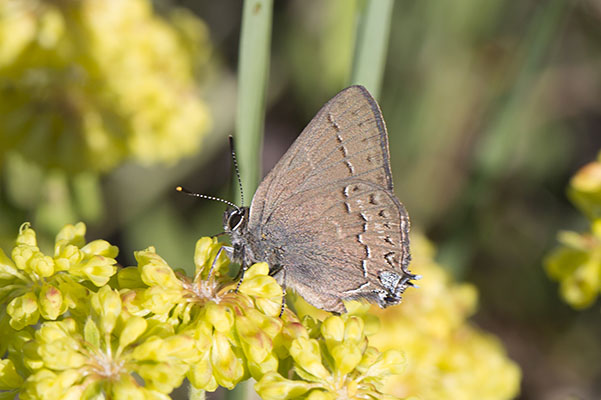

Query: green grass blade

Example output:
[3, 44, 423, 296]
[474, 0, 568, 177]
[350, 0, 394, 99]
[235, 0, 274, 203]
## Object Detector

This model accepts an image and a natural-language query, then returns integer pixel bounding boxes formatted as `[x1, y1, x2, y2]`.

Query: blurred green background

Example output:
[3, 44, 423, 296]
[1, 0, 600, 398]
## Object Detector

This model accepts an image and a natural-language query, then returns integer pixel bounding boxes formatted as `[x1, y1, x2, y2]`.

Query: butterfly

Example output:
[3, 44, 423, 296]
[220, 85, 417, 314]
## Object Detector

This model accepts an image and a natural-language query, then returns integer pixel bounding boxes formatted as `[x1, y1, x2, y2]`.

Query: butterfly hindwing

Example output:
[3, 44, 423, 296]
[255, 179, 410, 313]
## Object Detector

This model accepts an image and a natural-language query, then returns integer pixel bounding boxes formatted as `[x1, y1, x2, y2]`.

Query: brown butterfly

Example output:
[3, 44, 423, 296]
[221, 85, 417, 313]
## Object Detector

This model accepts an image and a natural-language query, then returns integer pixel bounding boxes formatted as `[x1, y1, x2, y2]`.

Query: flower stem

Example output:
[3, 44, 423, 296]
[189, 384, 206, 400]
[350, 0, 394, 100]
[235, 0, 274, 202]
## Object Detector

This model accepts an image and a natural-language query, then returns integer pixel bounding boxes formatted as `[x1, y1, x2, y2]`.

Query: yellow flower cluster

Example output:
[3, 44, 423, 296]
[119, 237, 288, 391]
[23, 286, 198, 399]
[0, 223, 521, 399]
[0, 0, 211, 173]
[0, 226, 298, 398]
[255, 315, 405, 400]
[0, 222, 117, 332]
[370, 236, 521, 399]
[0, 222, 120, 398]
[545, 157, 601, 308]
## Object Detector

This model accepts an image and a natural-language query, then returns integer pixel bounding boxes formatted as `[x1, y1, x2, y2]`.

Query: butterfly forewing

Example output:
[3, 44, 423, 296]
[246, 85, 412, 313]
[249, 86, 393, 225]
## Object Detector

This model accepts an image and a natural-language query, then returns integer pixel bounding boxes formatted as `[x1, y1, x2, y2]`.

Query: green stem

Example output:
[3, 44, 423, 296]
[350, 0, 394, 99]
[72, 171, 103, 222]
[235, 0, 274, 203]
[228, 3, 274, 399]
[189, 384, 206, 400]
[225, 381, 252, 400]
[474, 0, 567, 178]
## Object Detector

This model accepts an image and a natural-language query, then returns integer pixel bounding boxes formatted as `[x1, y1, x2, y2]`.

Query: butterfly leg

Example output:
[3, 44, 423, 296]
[206, 246, 227, 282]
[234, 265, 248, 292]
[221, 245, 248, 292]
[279, 268, 287, 317]
[269, 265, 287, 317]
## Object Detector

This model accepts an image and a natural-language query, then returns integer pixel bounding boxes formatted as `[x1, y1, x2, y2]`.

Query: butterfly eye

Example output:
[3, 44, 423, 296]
[228, 212, 244, 230]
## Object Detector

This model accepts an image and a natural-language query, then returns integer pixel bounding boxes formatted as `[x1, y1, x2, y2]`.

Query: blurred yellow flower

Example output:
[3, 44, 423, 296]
[371, 235, 521, 400]
[546, 155, 601, 308]
[285, 233, 520, 399]
[568, 160, 601, 220]
[545, 228, 601, 308]
[0, 0, 211, 173]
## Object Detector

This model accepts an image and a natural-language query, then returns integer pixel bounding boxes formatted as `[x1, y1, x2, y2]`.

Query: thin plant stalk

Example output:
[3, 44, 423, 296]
[474, 0, 567, 178]
[235, 0, 274, 204]
[227, 3, 274, 400]
[188, 385, 206, 400]
[350, 0, 394, 99]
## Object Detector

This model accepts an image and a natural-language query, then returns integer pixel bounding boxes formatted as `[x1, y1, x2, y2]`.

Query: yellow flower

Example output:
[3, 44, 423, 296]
[0, 0, 211, 173]
[22, 286, 197, 399]
[120, 237, 287, 391]
[545, 156, 601, 308]
[255, 315, 405, 400]
[568, 160, 601, 220]
[545, 228, 601, 308]
[370, 235, 521, 400]
[122, 237, 283, 323]
[0, 358, 23, 397]
[1, 222, 117, 330]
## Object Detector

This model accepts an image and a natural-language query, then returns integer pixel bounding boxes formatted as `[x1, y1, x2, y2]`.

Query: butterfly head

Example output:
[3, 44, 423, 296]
[223, 206, 249, 234]
[223, 206, 251, 265]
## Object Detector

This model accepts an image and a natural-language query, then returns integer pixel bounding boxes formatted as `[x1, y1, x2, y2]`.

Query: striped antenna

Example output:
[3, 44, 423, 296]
[228, 135, 245, 206]
[176, 186, 240, 210]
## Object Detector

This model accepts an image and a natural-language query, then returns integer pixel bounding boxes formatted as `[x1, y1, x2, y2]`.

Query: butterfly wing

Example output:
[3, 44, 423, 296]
[248, 85, 412, 313]
[250, 85, 393, 223]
